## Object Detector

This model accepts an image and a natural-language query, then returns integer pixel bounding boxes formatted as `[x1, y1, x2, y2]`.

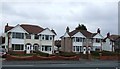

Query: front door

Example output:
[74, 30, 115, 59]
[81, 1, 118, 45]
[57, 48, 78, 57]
[26, 45, 31, 54]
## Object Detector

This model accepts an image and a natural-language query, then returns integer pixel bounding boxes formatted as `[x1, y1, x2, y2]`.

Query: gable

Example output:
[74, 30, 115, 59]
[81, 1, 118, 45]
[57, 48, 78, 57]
[39, 28, 55, 35]
[93, 33, 103, 39]
[7, 25, 28, 33]
[63, 32, 70, 37]
[72, 32, 86, 38]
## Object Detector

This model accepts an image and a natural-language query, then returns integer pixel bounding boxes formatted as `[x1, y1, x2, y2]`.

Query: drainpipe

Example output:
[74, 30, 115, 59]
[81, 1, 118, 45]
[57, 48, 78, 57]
[64, 37, 65, 52]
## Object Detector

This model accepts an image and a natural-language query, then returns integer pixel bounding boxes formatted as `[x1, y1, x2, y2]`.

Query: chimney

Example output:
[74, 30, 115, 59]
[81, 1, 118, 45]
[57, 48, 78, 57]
[97, 28, 100, 33]
[6, 23, 8, 27]
[107, 32, 110, 37]
[66, 26, 69, 33]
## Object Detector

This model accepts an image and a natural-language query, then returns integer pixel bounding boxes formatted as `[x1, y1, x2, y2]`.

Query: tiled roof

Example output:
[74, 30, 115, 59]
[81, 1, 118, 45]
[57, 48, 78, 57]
[5, 24, 56, 35]
[68, 29, 92, 38]
[5, 26, 14, 32]
[103, 35, 120, 42]
[20, 24, 44, 34]
[51, 29, 57, 35]
[91, 33, 97, 37]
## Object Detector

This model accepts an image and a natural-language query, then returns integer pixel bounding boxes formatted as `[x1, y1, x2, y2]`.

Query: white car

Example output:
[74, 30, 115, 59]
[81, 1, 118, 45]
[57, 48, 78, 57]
[0, 48, 6, 58]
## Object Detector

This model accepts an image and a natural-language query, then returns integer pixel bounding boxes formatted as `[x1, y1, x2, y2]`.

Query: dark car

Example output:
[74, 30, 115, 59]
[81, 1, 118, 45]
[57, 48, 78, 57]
[0, 48, 6, 58]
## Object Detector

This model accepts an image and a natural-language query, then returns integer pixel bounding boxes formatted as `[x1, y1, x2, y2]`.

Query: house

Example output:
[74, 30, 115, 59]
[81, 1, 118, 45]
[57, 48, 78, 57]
[4, 23, 56, 54]
[0, 35, 5, 49]
[114, 36, 120, 52]
[61, 24, 103, 54]
[102, 33, 120, 52]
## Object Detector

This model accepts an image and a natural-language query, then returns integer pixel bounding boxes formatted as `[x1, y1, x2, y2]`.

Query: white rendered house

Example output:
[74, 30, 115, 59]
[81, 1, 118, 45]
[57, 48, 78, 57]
[4, 23, 56, 54]
[102, 33, 119, 52]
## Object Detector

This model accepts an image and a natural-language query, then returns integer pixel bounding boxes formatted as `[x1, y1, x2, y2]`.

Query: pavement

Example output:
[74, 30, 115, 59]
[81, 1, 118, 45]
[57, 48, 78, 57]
[1, 59, 120, 69]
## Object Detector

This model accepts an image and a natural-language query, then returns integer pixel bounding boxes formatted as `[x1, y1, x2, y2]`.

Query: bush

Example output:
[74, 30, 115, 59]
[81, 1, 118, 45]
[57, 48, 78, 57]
[101, 51, 117, 56]
[35, 51, 49, 57]
[91, 51, 100, 56]
[58, 52, 76, 57]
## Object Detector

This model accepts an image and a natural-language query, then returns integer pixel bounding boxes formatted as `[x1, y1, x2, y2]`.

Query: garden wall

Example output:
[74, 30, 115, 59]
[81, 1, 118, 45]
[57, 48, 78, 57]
[6, 54, 80, 61]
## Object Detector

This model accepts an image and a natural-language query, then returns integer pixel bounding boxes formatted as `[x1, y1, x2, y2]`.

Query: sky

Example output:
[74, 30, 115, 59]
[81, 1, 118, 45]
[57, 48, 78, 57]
[0, 0, 119, 39]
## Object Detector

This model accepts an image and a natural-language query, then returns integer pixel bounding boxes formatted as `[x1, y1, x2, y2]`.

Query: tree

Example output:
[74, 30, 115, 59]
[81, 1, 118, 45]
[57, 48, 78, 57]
[75, 24, 87, 30]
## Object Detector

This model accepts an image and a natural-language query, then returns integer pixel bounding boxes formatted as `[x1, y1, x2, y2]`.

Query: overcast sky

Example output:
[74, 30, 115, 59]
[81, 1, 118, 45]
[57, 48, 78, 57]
[0, 0, 119, 39]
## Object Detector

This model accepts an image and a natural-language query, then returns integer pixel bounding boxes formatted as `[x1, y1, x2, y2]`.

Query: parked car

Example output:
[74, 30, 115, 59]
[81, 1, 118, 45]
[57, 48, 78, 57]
[0, 48, 6, 58]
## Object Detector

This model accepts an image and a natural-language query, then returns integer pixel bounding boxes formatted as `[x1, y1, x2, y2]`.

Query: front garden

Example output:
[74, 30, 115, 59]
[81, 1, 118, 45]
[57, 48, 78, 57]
[6, 51, 120, 60]
[6, 51, 80, 61]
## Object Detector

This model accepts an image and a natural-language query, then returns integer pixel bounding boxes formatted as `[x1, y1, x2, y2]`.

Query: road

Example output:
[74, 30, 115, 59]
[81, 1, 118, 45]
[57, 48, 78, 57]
[1, 59, 120, 69]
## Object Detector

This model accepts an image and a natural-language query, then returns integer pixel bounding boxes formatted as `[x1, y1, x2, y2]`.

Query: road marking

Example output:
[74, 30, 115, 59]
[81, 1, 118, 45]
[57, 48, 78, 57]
[2, 65, 34, 67]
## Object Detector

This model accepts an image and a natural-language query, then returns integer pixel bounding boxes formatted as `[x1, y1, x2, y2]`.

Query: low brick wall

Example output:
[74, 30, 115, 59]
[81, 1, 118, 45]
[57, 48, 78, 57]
[6, 54, 80, 61]
[100, 56, 119, 60]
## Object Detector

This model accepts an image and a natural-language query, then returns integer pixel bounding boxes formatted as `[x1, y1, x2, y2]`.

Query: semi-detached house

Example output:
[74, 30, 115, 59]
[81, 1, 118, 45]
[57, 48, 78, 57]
[4, 23, 56, 54]
[61, 25, 103, 54]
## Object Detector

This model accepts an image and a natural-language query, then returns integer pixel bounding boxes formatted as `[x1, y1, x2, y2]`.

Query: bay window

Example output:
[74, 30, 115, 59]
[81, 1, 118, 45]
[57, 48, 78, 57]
[12, 44, 24, 50]
[42, 45, 52, 51]
[12, 32, 24, 39]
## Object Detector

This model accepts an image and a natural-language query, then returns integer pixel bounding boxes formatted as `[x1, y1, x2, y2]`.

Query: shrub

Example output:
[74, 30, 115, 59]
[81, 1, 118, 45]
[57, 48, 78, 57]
[58, 52, 76, 57]
[35, 51, 49, 57]
[101, 51, 117, 56]
[91, 51, 100, 56]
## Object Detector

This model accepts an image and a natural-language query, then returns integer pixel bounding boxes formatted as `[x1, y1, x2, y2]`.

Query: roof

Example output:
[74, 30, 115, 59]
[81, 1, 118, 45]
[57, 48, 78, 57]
[20, 24, 44, 34]
[5, 24, 56, 34]
[5, 26, 14, 32]
[68, 29, 93, 38]
[91, 33, 97, 37]
[103, 35, 120, 42]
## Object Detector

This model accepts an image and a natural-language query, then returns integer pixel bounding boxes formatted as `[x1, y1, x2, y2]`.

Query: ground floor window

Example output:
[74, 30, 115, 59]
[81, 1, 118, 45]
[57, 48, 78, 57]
[42, 45, 52, 51]
[92, 46, 101, 51]
[73, 46, 83, 52]
[12, 44, 24, 50]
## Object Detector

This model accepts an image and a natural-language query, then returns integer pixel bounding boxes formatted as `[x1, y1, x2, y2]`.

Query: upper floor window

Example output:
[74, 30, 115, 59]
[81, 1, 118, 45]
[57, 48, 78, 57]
[95, 38, 101, 43]
[26, 34, 31, 39]
[34, 34, 39, 39]
[12, 32, 24, 39]
[73, 37, 84, 42]
[41, 35, 53, 40]
[45, 35, 49, 40]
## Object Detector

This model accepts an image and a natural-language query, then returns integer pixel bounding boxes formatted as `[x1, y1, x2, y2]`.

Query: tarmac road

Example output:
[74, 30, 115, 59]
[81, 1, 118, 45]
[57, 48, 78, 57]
[1, 60, 120, 69]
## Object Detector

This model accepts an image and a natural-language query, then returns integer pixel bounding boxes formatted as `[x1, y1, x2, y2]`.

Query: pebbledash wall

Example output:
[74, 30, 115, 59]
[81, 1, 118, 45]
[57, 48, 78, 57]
[4, 24, 56, 54]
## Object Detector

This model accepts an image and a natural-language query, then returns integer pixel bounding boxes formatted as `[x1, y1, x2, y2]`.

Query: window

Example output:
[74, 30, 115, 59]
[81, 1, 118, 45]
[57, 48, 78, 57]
[26, 34, 31, 39]
[75, 37, 83, 42]
[12, 44, 24, 50]
[73, 46, 82, 52]
[41, 35, 44, 40]
[42, 45, 51, 51]
[45, 35, 49, 40]
[34, 34, 39, 39]
[12, 32, 24, 39]
[41, 35, 53, 40]
[49, 36, 53, 40]
[95, 38, 101, 43]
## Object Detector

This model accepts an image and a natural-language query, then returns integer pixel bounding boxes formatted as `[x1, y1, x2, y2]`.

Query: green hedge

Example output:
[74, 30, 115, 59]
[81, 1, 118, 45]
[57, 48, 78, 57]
[101, 51, 118, 56]
[35, 51, 49, 57]
[58, 52, 77, 57]
[91, 51, 100, 56]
